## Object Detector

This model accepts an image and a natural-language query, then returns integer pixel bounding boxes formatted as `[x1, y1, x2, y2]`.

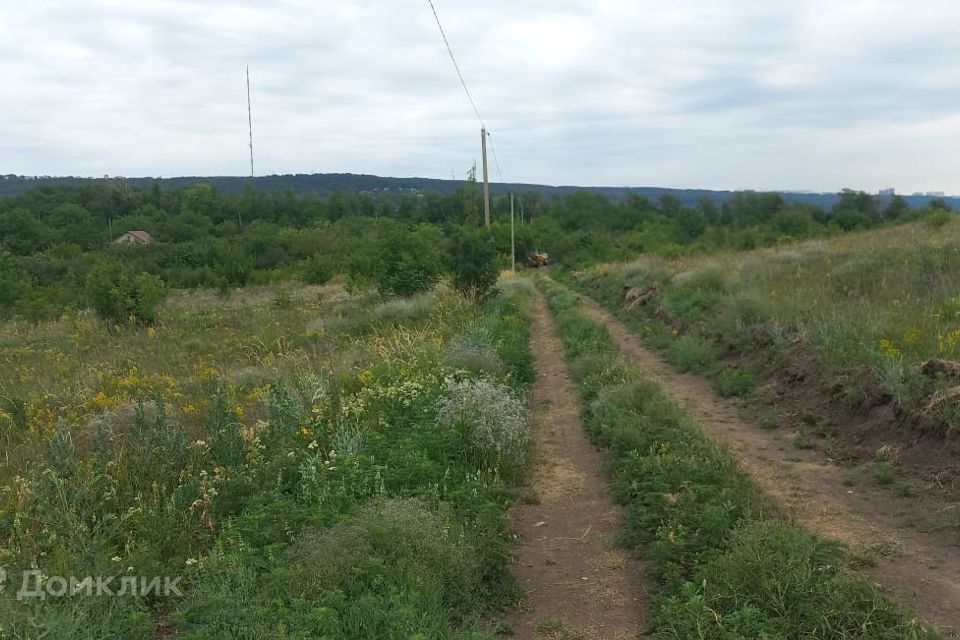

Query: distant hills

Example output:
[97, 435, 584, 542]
[2, 172, 958, 210]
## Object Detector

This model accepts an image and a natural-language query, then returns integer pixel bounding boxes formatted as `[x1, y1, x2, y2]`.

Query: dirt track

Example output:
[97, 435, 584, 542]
[575, 291, 960, 638]
[506, 293, 647, 639]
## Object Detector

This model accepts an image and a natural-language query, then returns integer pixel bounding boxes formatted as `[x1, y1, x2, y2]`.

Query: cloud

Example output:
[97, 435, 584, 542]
[1, 0, 959, 193]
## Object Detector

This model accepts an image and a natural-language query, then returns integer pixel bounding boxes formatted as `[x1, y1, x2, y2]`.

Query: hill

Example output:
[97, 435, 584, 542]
[3, 172, 958, 210]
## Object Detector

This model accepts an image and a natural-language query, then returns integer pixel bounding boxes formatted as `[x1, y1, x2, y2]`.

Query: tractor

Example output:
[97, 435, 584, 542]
[527, 250, 550, 268]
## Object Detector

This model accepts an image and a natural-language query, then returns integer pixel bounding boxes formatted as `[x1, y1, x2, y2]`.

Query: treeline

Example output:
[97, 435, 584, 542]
[0, 179, 952, 321]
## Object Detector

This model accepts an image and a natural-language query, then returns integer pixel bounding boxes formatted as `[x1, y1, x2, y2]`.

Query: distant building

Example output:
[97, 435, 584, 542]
[114, 230, 153, 245]
[927, 191, 946, 197]
[879, 188, 895, 197]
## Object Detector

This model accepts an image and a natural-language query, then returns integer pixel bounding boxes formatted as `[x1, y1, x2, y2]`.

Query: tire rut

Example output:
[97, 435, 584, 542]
[576, 290, 960, 638]
[506, 291, 648, 639]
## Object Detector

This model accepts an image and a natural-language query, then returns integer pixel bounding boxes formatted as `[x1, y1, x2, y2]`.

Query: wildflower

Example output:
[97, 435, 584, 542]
[299, 426, 313, 437]
[146, 327, 157, 339]
[111, 556, 121, 563]
[185, 558, 198, 566]
[903, 328, 921, 345]
[436, 378, 528, 467]
[879, 339, 901, 359]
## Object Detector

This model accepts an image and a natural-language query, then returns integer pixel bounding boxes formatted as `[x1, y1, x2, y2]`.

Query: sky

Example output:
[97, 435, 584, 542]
[2, 0, 960, 194]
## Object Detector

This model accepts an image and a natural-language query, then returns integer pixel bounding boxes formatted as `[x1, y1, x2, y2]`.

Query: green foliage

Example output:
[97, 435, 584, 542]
[539, 278, 934, 640]
[450, 225, 500, 301]
[666, 335, 719, 373]
[374, 223, 445, 297]
[712, 367, 756, 397]
[300, 252, 335, 285]
[0, 284, 534, 637]
[85, 261, 168, 325]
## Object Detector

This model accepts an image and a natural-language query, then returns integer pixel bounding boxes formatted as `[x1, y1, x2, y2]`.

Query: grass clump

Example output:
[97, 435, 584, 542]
[666, 334, 719, 373]
[538, 277, 935, 640]
[712, 367, 756, 398]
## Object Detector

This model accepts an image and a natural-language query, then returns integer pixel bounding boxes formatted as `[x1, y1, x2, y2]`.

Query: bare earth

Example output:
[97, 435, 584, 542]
[577, 291, 960, 639]
[506, 293, 648, 639]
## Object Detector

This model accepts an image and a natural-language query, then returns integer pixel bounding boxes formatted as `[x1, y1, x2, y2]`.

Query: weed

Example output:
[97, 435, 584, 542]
[666, 334, 719, 373]
[793, 427, 814, 450]
[873, 461, 896, 486]
[712, 367, 756, 397]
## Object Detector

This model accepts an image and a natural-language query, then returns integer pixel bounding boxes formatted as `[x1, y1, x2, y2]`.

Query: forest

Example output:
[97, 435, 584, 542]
[0, 175, 953, 322]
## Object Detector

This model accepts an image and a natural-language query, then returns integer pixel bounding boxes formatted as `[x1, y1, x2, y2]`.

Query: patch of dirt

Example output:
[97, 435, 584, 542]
[578, 293, 960, 639]
[506, 293, 647, 639]
[752, 331, 960, 496]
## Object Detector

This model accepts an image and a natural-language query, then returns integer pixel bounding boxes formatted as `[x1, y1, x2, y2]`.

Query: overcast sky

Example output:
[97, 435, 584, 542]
[2, 0, 960, 193]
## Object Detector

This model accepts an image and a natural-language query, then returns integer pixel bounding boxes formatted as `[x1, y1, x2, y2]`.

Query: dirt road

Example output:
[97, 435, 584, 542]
[576, 291, 960, 638]
[506, 293, 647, 639]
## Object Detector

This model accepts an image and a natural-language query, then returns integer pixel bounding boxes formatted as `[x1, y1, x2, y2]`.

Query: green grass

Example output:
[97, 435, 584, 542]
[538, 277, 935, 639]
[0, 283, 535, 638]
[566, 218, 960, 422]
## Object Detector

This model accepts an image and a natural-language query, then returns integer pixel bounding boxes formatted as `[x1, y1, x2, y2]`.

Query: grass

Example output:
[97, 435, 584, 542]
[538, 277, 936, 639]
[565, 217, 960, 425]
[0, 282, 535, 638]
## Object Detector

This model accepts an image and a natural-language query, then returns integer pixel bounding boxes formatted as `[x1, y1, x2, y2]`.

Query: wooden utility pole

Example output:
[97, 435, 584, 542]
[510, 193, 516, 272]
[481, 127, 491, 229]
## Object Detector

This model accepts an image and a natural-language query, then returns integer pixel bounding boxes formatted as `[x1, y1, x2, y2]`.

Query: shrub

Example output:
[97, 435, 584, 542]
[300, 253, 335, 284]
[449, 226, 499, 301]
[666, 334, 719, 373]
[436, 378, 528, 470]
[442, 329, 504, 376]
[924, 209, 952, 228]
[374, 224, 445, 297]
[712, 367, 756, 397]
[85, 261, 168, 325]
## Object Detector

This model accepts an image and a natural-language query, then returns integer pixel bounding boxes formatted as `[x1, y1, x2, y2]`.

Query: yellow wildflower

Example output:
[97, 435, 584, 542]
[879, 339, 901, 359]
[902, 328, 920, 345]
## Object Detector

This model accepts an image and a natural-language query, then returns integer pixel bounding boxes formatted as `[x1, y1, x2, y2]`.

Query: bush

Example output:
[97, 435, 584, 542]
[449, 226, 499, 301]
[436, 378, 528, 470]
[85, 262, 168, 325]
[374, 224, 445, 297]
[442, 329, 504, 376]
[300, 253, 335, 284]
[667, 334, 719, 373]
[712, 367, 756, 397]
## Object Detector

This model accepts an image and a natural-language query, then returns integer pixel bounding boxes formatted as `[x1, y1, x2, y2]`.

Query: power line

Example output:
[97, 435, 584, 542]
[425, 0, 485, 127]
[487, 130, 505, 183]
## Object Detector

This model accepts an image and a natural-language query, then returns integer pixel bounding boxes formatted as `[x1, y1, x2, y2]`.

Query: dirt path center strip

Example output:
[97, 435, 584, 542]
[506, 291, 647, 640]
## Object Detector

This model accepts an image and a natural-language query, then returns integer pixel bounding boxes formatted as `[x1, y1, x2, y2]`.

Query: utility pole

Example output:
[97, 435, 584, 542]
[510, 193, 516, 272]
[481, 127, 490, 229]
[243, 65, 254, 228]
[246, 65, 254, 179]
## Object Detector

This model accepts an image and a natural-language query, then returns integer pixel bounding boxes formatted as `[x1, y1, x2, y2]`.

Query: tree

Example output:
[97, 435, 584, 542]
[85, 261, 168, 325]
[450, 226, 498, 301]
[373, 223, 445, 297]
[883, 195, 910, 220]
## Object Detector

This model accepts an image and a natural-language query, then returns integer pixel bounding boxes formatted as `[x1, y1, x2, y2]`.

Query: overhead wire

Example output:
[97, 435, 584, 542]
[425, 0, 485, 128]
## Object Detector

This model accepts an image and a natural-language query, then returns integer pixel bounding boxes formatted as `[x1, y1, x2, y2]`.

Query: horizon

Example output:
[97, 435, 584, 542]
[1, 171, 954, 199]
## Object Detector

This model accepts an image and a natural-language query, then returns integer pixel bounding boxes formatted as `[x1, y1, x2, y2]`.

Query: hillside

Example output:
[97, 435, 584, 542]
[3, 172, 958, 210]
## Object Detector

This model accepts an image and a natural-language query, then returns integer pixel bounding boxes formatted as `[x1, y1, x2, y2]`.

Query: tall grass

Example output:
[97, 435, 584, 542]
[569, 218, 960, 417]
[0, 284, 535, 638]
